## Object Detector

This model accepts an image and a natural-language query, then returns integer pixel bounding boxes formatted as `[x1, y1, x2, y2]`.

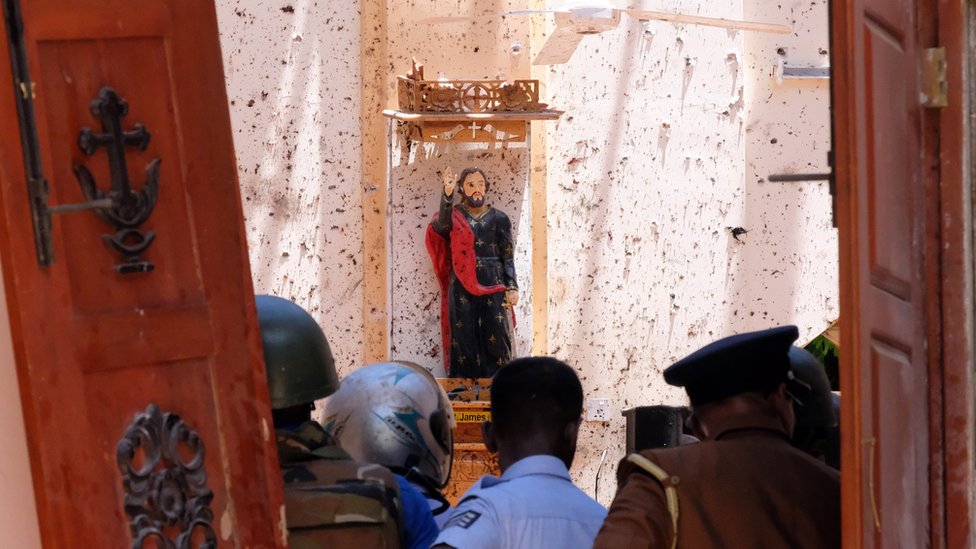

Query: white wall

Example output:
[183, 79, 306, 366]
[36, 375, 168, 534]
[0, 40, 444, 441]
[0, 256, 42, 548]
[545, 0, 836, 502]
[216, 0, 366, 377]
[543, 1, 751, 501]
[742, 0, 837, 337]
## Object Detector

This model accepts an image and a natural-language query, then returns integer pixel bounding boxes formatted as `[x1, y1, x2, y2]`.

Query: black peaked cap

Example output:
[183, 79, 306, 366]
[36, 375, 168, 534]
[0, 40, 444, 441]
[664, 325, 800, 407]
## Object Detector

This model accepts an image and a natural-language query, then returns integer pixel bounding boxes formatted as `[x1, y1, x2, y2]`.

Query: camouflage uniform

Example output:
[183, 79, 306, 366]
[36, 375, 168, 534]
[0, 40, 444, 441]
[278, 421, 405, 548]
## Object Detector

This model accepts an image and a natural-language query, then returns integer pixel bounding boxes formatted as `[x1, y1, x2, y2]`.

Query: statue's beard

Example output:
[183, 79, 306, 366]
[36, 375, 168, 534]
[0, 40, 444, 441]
[462, 193, 485, 208]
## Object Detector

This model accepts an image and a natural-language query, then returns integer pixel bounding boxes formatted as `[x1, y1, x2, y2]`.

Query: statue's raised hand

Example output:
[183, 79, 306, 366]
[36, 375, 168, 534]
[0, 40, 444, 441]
[442, 168, 457, 197]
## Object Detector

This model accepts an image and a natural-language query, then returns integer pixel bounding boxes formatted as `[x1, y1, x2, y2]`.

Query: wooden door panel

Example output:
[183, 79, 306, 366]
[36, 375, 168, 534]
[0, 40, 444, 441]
[857, 0, 930, 542]
[864, 22, 916, 298]
[863, 0, 912, 30]
[75, 306, 215, 369]
[83, 359, 228, 532]
[836, 0, 933, 542]
[35, 37, 208, 314]
[870, 339, 927, 545]
[28, 2, 172, 41]
[0, 1, 285, 546]
[33, 35, 217, 369]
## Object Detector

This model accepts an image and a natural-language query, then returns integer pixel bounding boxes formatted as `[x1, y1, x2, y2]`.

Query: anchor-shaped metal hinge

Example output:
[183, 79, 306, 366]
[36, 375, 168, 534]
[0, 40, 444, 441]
[4, 0, 161, 272]
[73, 86, 160, 274]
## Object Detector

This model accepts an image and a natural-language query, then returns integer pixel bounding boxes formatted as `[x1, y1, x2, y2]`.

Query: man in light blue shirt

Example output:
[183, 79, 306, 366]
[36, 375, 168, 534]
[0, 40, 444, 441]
[433, 357, 607, 549]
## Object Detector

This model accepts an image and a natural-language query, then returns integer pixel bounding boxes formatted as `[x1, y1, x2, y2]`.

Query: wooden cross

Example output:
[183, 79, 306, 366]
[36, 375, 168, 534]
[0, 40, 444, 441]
[468, 121, 482, 139]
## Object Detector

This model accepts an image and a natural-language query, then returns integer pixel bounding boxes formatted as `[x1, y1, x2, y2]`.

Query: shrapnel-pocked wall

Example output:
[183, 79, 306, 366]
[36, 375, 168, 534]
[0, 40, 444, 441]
[217, 0, 836, 504]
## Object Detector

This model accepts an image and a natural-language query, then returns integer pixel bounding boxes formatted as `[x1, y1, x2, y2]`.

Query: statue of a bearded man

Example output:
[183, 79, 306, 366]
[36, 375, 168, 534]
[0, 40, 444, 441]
[426, 167, 518, 378]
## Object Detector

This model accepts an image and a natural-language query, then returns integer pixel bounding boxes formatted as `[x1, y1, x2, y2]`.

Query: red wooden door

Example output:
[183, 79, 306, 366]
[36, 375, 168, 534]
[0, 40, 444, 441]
[832, 0, 939, 545]
[0, 1, 285, 546]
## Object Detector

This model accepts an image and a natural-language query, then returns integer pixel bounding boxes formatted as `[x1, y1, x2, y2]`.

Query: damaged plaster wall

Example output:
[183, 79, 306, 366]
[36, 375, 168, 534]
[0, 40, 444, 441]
[544, 4, 748, 502]
[216, 0, 365, 375]
[541, 0, 836, 503]
[214, 0, 837, 505]
[741, 0, 837, 337]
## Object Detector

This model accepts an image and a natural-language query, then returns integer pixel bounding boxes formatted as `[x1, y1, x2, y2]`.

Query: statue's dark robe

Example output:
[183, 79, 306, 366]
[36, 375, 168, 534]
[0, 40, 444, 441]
[426, 195, 517, 378]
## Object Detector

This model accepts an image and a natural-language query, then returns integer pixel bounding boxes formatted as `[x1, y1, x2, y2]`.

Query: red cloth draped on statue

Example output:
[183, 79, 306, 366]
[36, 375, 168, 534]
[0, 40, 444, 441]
[426, 208, 514, 372]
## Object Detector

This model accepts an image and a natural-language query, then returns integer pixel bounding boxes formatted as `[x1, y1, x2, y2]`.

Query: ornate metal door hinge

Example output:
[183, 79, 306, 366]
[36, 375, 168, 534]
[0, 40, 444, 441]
[920, 47, 948, 108]
[4, 0, 160, 273]
[74, 86, 160, 274]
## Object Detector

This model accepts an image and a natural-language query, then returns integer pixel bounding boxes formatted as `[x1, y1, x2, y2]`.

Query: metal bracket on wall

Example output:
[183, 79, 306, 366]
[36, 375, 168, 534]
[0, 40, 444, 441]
[767, 151, 837, 227]
[781, 66, 831, 80]
[3, 0, 159, 272]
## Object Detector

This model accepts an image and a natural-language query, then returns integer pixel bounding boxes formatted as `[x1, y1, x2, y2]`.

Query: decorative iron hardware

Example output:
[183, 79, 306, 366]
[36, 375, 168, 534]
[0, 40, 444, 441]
[4, 0, 161, 270]
[920, 47, 948, 108]
[3, 0, 55, 265]
[767, 150, 834, 184]
[74, 86, 160, 274]
[117, 404, 216, 549]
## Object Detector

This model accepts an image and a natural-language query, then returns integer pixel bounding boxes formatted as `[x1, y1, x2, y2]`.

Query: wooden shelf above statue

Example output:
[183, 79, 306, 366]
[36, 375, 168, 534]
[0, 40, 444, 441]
[384, 64, 562, 143]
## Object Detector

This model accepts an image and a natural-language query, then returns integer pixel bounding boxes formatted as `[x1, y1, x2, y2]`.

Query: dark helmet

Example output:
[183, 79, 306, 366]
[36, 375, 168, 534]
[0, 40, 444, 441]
[788, 346, 836, 429]
[789, 346, 838, 463]
[255, 294, 339, 409]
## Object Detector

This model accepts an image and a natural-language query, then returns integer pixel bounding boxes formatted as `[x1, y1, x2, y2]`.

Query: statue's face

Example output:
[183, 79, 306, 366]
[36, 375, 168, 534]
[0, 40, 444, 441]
[461, 172, 487, 207]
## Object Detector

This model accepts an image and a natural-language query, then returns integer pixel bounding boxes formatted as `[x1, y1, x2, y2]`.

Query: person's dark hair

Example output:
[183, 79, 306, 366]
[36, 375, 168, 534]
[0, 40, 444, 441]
[491, 357, 583, 439]
[457, 167, 490, 194]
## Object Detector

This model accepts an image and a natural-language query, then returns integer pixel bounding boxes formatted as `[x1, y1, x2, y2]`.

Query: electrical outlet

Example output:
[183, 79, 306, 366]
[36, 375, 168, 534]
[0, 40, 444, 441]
[586, 397, 610, 422]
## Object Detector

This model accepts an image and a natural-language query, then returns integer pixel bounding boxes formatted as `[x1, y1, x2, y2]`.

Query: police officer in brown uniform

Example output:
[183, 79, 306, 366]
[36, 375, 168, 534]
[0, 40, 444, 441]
[593, 326, 840, 549]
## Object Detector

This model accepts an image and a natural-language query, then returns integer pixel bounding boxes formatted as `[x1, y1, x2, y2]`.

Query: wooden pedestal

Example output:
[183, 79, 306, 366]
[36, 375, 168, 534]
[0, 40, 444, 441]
[438, 378, 500, 504]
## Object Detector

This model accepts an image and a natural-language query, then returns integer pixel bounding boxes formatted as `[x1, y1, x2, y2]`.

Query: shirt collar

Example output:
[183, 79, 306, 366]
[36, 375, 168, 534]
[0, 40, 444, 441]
[708, 411, 791, 441]
[502, 455, 572, 482]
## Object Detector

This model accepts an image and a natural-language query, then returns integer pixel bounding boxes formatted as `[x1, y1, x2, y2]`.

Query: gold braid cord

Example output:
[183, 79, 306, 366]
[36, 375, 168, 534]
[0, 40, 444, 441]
[626, 453, 680, 549]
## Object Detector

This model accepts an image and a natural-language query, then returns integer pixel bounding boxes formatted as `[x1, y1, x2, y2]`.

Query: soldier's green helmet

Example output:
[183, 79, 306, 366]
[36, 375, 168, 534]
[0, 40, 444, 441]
[256, 294, 339, 409]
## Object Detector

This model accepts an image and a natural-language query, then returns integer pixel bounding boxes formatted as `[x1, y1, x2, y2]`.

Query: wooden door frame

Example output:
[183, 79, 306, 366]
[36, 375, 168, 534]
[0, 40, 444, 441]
[833, 0, 975, 545]
[935, 0, 974, 546]
[828, 0, 856, 540]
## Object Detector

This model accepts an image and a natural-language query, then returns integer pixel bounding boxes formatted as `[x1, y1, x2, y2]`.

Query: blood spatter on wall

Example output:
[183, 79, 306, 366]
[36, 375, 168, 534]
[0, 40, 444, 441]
[216, 0, 365, 376]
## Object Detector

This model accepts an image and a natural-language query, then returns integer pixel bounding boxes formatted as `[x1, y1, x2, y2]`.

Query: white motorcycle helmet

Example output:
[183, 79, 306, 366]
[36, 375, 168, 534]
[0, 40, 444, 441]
[321, 361, 456, 488]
